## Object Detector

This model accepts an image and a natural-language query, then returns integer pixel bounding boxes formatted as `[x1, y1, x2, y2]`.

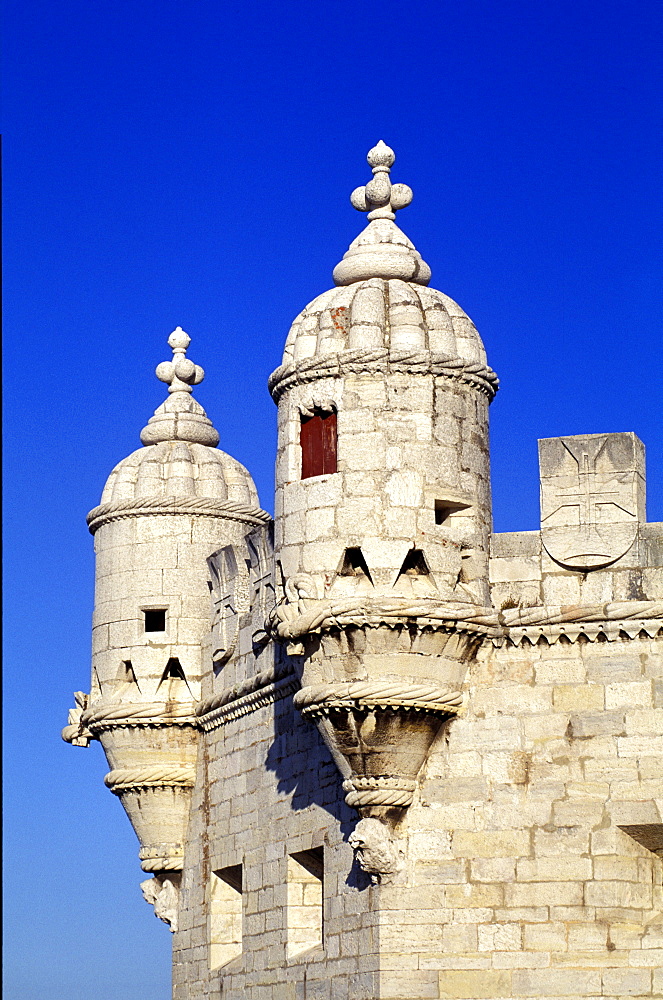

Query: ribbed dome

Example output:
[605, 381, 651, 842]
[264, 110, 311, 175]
[282, 278, 487, 368]
[100, 441, 259, 506]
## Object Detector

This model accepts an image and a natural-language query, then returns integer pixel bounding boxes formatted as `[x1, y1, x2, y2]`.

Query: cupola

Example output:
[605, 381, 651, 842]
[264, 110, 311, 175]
[64, 328, 270, 882]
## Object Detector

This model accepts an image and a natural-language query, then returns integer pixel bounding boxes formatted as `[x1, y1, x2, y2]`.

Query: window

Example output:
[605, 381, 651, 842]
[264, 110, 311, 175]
[301, 411, 337, 479]
[209, 865, 243, 969]
[434, 499, 471, 525]
[144, 609, 166, 632]
[287, 848, 323, 958]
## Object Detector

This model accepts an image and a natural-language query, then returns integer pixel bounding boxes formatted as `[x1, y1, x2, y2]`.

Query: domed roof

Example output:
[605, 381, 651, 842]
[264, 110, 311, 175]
[94, 327, 259, 509]
[100, 441, 259, 506]
[282, 278, 487, 368]
[280, 141, 488, 371]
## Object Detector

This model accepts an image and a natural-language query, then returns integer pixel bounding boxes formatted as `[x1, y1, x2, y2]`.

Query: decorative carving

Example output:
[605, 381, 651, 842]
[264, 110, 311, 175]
[104, 766, 195, 793]
[61, 691, 92, 746]
[349, 141, 413, 222]
[539, 433, 644, 570]
[269, 594, 500, 641]
[81, 701, 197, 732]
[493, 599, 663, 646]
[500, 600, 663, 628]
[208, 546, 248, 668]
[87, 496, 271, 534]
[268, 348, 499, 403]
[246, 526, 276, 631]
[140, 874, 181, 932]
[197, 668, 299, 732]
[294, 681, 462, 715]
[154, 327, 204, 395]
[348, 818, 404, 883]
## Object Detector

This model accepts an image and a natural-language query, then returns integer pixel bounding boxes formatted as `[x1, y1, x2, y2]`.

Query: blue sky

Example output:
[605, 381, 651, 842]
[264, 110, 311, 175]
[3, 1, 661, 997]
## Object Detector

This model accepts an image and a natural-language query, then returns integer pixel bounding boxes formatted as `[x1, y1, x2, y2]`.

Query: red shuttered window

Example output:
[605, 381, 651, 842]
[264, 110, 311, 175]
[301, 411, 337, 479]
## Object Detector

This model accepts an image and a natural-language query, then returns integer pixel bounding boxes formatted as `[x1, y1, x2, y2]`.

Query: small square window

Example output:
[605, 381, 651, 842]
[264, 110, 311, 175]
[144, 609, 166, 632]
[434, 500, 471, 525]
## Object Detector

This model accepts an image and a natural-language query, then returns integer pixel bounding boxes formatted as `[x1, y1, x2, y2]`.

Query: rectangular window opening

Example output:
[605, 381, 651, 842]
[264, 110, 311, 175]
[434, 499, 471, 525]
[209, 864, 243, 970]
[301, 411, 337, 480]
[144, 609, 166, 632]
[287, 847, 323, 959]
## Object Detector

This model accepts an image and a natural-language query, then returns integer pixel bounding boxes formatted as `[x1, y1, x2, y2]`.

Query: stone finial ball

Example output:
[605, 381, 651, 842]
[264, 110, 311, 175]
[367, 140, 395, 169]
[168, 327, 191, 351]
[174, 357, 196, 381]
[156, 361, 175, 384]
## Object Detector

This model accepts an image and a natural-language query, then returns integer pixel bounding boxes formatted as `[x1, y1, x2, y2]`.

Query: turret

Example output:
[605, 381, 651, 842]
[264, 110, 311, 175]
[269, 143, 501, 818]
[63, 328, 270, 884]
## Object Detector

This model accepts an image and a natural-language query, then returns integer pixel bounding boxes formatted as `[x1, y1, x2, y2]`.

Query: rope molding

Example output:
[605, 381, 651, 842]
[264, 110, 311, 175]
[294, 681, 462, 715]
[196, 661, 294, 717]
[139, 845, 185, 873]
[268, 348, 499, 401]
[270, 597, 663, 643]
[87, 496, 272, 534]
[500, 600, 663, 627]
[82, 701, 198, 731]
[198, 673, 300, 731]
[105, 766, 195, 793]
[497, 619, 663, 648]
[342, 778, 417, 808]
[269, 597, 501, 641]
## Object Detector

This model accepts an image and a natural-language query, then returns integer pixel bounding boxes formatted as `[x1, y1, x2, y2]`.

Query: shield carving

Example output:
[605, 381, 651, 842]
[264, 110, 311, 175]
[207, 545, 249, 669]
[539, 433, 644, 571]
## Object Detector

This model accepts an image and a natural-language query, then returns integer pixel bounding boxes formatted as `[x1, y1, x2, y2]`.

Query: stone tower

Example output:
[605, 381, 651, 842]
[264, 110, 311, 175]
[64, 144, 663, 1000]
[269, 140, 500, 817]
[64, 327, 270, 897]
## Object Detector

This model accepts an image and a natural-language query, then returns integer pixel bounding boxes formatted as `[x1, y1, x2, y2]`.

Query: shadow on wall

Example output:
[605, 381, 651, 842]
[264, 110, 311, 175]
[264, 656, 372, 890]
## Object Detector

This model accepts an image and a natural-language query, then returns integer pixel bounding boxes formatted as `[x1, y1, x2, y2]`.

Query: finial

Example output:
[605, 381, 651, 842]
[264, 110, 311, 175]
[332, 143, 431, 287]
[349, 141, 413, 221]
[140, 327, 220, 447]
[155, 327, 205, 394]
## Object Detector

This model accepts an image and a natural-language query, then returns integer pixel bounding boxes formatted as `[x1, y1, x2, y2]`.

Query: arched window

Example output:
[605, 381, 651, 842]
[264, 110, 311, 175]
[300, 409, 337, 479]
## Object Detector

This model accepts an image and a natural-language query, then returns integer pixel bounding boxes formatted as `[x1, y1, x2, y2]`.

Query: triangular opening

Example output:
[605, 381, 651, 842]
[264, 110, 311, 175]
[393, 548, 436, 594]
[398, 548, 430, 577]
[114, 659, 141, 696]
[339, 547, 373, 583]
[157, 657, 192, 698]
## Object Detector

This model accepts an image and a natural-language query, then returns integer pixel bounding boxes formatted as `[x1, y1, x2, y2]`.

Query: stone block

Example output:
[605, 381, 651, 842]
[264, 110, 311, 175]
[506, 882, 583, 907]
[601, 967, 652, 995]
[437, 969, 512, 998]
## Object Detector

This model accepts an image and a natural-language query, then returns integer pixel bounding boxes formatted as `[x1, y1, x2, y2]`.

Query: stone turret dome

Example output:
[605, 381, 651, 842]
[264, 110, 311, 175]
[282, 278, 487, 368]
[281, 141, 487, 369]
[94, 327, 259, 511]
[100, 441, 259, 506]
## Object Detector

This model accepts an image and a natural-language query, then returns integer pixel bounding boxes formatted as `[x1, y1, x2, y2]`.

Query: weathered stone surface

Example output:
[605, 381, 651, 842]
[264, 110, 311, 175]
[65, 147, 663, 1000]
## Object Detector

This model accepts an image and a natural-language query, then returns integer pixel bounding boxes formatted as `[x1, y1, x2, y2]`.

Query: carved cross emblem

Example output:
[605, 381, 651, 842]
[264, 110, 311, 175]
[539, 433, 643, 570]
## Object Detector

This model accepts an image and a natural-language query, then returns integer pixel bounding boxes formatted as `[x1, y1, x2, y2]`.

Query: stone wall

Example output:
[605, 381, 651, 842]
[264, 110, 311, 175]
[173, 625, 662, 999]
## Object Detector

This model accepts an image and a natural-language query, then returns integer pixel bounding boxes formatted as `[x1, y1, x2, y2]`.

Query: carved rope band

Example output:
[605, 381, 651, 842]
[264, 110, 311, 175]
[196, 661, 295, 718]
[87, 496, 272, 534]
[104, 765, 196, 793]
[269, 597, 500, 641]
[198, 673, 299, 732]
[294, 682, 463, 716]
[268, 348, 499, 401]
[139, 844, 185, 873]
[82, 701, 198, 734]
[342, 777, 418, 809]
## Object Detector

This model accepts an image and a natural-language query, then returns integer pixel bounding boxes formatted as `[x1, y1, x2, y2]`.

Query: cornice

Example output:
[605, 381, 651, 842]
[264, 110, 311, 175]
[268, 348, 499, 402]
